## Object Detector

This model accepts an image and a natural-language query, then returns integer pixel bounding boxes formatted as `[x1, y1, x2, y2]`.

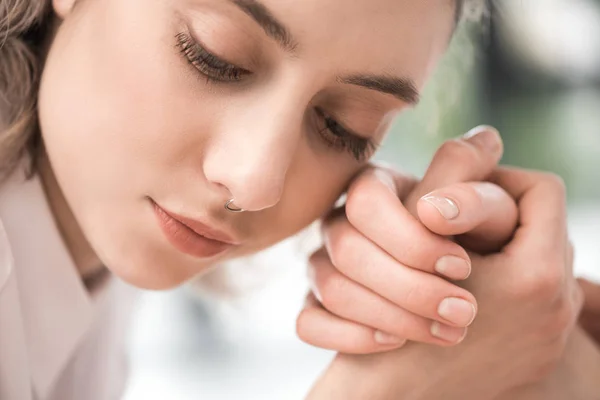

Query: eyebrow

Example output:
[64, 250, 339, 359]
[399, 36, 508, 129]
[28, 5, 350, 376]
[229, 0, 298, 53]
[339, 75, 420, 105]
[228, 0, 419, 104]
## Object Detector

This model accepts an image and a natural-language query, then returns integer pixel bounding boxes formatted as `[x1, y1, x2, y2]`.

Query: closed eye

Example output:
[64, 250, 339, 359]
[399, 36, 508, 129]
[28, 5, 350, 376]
[176, 31, 251, 82]
[314, 108, 377, 161]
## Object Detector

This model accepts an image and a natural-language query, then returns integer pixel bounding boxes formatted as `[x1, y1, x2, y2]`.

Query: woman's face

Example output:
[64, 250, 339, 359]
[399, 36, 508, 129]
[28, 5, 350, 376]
[38, 0, 456, 289]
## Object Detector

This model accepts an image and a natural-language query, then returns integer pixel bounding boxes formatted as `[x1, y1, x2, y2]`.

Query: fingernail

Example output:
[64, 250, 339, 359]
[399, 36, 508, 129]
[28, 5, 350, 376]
[422, 195, 459, 220]
[463, 126, 502, 154]
[431, 322, 468, 343]
[438, 297, 477, 327]
[435, 256, 472, 280]
[374, 331, 406, 346]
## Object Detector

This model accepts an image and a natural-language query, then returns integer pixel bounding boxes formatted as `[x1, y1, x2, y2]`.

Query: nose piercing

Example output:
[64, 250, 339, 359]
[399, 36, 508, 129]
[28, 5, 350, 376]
[224, 199, 244, 213]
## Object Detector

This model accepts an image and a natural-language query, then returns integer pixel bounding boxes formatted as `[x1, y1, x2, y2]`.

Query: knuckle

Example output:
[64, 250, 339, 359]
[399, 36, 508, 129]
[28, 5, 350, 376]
[545, 298, 576, 335]
[346, 177, 378, 225]
[436, 139, 480, 166]
[326, 226, 361, 271]
[540, 258, 565, 291]
[385, 313, 418, 339]
[318, 272, 348, 312]
[541, 172, 567, 194]
[529, 361, 558, 383]
[398, 280, 428, 307]
[554, 305, 574, 334]
[517, 262, 563, 301]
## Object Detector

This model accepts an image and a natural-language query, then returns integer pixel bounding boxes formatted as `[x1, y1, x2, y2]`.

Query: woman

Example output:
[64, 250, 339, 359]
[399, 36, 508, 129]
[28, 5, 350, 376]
[0, 0, 595, 399]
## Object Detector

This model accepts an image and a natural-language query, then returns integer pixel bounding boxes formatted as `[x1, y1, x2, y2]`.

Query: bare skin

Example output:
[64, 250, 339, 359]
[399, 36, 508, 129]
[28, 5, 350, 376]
[34, 1, 600, 397]
[40, 0, 455, 290]
[306, 132, 600, 399]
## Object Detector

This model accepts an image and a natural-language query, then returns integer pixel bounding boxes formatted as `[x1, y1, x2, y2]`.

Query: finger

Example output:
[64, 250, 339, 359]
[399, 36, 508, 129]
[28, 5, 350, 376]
[579, 317, 600, 345]
[489, 167, 567, 257]
[308, 251, 471, 345]
[486, 167, 569, 303]
[339, 128, 502, 279]
[296, 292, 406, 354]
[315, 235, 478, 327]
[338, 169, 473, 281]
[403, 126, 504, 214]
[370, 162, 420, 201]
[323, 164, 418, 222]
[578, 279, 600, 311]
[417, 182, 518, 253]
[577, 280, 600, 344]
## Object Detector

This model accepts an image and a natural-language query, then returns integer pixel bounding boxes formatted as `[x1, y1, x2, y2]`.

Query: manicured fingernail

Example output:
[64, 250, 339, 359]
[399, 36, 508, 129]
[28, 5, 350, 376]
[431, 322, 468, 343]
[438, 297, 477, 327]
[374, 331, 406, 346]
[463, 126, 502, 154]
[422, 195, 459, 220]
[435, 256, 472, 280]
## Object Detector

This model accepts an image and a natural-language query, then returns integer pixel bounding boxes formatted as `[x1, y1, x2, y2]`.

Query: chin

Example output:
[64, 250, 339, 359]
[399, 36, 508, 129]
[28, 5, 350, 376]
[98, 244, 206, 291]
[111, 265, 188, 290]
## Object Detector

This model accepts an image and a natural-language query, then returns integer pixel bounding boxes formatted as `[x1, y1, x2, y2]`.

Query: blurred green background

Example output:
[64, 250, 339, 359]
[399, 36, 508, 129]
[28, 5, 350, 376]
[378, 0, 600, 203]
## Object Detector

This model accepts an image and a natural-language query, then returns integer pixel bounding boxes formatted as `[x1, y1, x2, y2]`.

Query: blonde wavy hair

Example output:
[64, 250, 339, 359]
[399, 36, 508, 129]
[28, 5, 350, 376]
[0, 0, 485, 182]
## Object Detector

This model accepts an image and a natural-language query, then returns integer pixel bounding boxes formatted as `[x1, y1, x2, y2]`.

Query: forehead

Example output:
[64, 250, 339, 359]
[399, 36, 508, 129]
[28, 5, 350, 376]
[257, 0, 457, 89]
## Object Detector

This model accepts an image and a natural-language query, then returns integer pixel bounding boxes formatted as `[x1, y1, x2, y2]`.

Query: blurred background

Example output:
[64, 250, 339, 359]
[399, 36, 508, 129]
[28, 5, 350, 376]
[123, 1, 600, 399]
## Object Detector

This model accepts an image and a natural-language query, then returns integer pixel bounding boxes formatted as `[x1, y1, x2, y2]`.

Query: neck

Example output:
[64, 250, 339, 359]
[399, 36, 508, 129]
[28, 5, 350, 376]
[37, 152, 104, 280]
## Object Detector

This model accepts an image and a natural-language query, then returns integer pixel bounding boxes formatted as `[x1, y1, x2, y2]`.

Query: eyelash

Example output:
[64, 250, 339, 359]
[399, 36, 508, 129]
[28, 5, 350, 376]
[175, 32, 376, 162]
[176, 32, 250, 82]
[315, 108, 377, 161]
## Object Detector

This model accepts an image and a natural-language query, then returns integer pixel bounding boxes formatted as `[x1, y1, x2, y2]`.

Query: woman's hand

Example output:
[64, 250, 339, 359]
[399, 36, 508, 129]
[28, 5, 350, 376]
[493, 281, 600, 400]
[496, 325, 600, 400]
[307, 166, 583, 400]
[297, 127, 519, 352]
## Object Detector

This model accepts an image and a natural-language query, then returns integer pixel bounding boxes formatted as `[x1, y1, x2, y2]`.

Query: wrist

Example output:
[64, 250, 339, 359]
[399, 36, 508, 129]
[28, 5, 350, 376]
[495, 326, 600, 400]
[307, 343, 506, 400]
[559, 326, 600, 398]
[307, 345, 435, 400]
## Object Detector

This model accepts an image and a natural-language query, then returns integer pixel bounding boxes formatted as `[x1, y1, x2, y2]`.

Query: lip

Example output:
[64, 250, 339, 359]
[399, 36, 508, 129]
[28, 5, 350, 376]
[151, 200, 239, 259]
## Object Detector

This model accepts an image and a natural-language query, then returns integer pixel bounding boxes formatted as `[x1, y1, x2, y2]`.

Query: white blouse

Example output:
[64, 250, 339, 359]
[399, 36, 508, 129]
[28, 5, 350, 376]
[0, 168, 137, 400]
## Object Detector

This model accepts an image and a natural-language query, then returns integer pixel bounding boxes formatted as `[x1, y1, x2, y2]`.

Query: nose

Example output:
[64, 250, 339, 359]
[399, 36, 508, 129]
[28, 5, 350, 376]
[203, 95, 304, 212]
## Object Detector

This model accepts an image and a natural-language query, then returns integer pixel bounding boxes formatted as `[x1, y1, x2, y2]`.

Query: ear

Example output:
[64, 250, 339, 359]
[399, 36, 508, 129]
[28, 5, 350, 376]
[52, 0, 77, 19]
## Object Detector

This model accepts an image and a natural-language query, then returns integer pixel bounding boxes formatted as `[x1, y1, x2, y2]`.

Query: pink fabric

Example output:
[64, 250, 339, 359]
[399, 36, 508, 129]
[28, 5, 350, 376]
[0, 169, 137, 400]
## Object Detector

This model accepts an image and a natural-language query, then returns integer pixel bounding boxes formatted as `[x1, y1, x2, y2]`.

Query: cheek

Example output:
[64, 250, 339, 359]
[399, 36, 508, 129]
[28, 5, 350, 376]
[36, 0, 222, 288]
[39, 0, 217, 195]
